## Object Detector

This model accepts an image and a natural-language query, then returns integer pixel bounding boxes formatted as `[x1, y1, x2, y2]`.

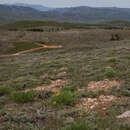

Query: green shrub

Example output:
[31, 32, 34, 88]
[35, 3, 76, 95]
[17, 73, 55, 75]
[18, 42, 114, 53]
[104, 70, 117, 78]
[108, 58, 117, 63]
[118, 124, 130, 130]
[0, 87, 13, 96]
[63, 122, 96, 130]
[121, 90, 130, 97]
[109, 86, 119, 96]
[51, 90, 78, 105]
[11, 90, 36, 103]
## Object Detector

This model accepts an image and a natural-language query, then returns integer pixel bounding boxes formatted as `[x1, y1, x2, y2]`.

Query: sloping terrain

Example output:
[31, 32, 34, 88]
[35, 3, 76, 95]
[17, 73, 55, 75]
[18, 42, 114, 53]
[1, 5, 130, 24]
[0, 5, 44, 24]
[0, 27, 130, 129]
[43, 6, 130, 23]
[7, 3, 53, 11]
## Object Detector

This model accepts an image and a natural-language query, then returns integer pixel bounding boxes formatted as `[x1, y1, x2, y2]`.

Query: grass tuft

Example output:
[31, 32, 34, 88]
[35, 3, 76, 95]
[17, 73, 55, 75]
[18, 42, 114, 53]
[0, 87, 13, 96]
[11, 90, 36, 103]
[104, 70, 117, 78]
[63, 122, 96, 130]
[108, 57, 117, 63]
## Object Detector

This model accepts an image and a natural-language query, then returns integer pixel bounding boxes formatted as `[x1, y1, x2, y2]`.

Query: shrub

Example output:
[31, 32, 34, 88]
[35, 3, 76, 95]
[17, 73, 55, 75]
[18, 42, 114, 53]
[121, 90, 130, 97]
[110, 34, 120, 41]
[51, 90, 78, 105]
[0, 87, 13, 96]
[63, 122, 96, 130]
[104, 70, 117, 78]
[118, 124, 130, 130]
[108, 58, 117, 63]
[27, 28, 44, 32]
[36, 90, 54, 99]
[11, 90, 36, 103]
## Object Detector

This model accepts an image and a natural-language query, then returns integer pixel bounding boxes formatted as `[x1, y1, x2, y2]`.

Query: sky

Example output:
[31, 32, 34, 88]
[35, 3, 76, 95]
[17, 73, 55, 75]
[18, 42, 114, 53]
[0, 0, 130, 8]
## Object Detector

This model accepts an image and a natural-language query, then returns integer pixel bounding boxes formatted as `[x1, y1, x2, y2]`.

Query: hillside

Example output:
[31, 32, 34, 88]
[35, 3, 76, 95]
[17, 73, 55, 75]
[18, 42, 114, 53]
[7, 3, 53, 11]
[1, 5, 130, 24]
[43, 6, 130, 23]
[0, 5, 44, 24]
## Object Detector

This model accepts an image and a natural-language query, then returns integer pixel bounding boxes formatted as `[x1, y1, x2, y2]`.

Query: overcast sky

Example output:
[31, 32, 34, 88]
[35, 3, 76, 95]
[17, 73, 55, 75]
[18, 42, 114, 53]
[1, 0, 130, 8]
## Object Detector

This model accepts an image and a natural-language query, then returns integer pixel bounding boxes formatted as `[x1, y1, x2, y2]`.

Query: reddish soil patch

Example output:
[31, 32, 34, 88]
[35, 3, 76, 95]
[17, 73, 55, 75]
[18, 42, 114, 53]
[42, 45, 62, 49]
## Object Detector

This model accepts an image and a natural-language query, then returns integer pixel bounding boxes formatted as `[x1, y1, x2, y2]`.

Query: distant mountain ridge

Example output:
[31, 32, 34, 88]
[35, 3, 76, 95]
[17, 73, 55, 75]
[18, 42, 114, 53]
[0, 4, 44, 24]
[6, 3, 53, 11]
[51, 6, 130, 23]
[1, 4, 130, 24]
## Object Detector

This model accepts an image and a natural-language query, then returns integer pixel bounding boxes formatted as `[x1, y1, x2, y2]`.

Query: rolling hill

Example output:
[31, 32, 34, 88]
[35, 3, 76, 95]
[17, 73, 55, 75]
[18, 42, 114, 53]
[7, 3, 53, 11]
[0, 5, 44, 24]
[1, 5, 130, 24]
[43, 6, 130, 23]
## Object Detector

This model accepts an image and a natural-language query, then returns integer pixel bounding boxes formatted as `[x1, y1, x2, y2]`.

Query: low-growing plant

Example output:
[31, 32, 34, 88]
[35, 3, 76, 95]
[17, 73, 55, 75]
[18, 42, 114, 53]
[118, 124, 130, 130]
[110, 34, 121, 41]
[120, 90, 130, 97]
[51, 90, 78, 105]
[104, 70, 117, 78]
[63, 122, 96, 130]
[36, 90, 54, 99]
[109, 86, 119, 96]
[80, 90, 98, 98]
[81, 90, 107, 98]
[108, 58, 117, 63]
[62, 108, 81, 117]
[0, 87, 13, 96]
[11, 90, 36, 103]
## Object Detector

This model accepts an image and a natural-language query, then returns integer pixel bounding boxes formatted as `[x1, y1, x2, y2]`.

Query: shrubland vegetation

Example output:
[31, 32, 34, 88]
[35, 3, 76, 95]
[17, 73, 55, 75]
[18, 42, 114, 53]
[1, 20, 130, 31]
[0, 20, 129, 129]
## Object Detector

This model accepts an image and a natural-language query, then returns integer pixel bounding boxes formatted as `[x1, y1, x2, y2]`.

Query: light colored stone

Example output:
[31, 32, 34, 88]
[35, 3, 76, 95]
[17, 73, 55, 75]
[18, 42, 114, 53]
[116, 111, 130, 119]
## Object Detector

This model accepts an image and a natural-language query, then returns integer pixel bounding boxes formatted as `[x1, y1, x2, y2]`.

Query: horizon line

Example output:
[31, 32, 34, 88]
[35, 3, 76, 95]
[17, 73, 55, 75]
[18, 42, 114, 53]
[1, 2, 130, 9]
